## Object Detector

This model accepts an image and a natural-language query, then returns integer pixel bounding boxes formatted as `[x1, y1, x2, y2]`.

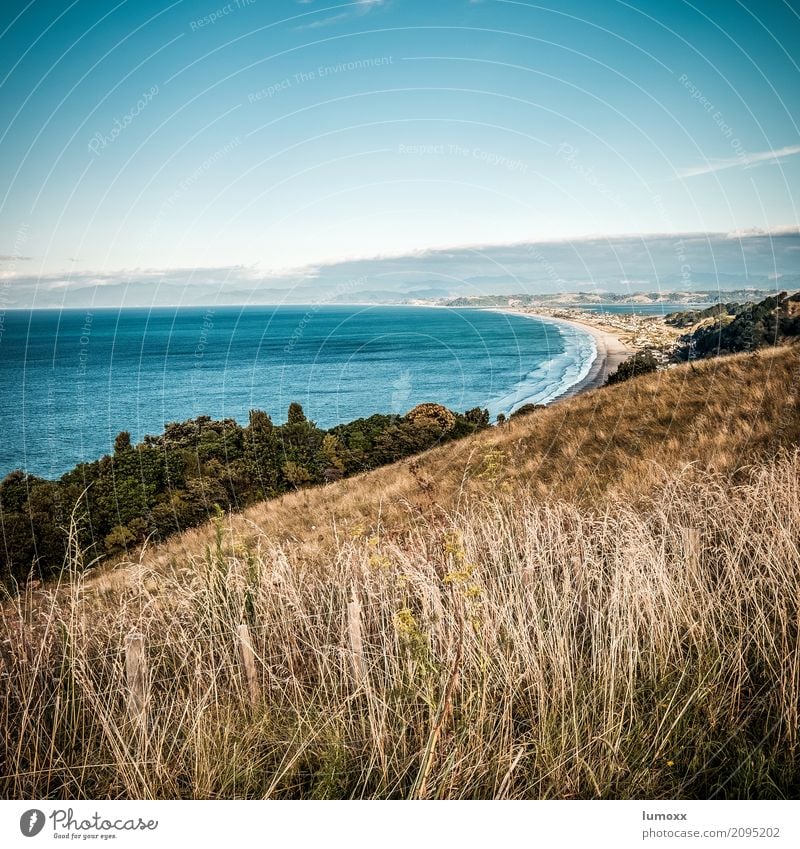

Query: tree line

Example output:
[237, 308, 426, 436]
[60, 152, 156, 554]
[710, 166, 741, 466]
[0, 402, 490, 591]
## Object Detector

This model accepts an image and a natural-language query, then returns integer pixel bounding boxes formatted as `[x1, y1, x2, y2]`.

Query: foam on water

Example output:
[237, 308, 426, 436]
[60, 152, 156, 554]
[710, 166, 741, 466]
[487, 318, 597, 414]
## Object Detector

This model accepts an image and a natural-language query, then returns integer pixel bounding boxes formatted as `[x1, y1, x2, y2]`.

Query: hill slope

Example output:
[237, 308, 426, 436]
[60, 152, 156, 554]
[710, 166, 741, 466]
[672, 291, 800, 359]
[129, 344, 800, 580]
[3, 345, 800, 800]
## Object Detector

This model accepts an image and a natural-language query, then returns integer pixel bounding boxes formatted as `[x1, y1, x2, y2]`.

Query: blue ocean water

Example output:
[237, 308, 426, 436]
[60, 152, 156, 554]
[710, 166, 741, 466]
[0, 306, 595, 479]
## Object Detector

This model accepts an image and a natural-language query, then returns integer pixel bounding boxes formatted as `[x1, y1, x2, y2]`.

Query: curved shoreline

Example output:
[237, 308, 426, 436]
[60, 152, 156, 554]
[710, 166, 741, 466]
[488, 308, 635, 404]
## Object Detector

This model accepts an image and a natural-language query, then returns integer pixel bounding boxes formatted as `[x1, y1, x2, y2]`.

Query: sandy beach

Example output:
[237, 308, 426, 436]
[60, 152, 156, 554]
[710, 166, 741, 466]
[490, 308, 636, 403]
[546, 316, 636, 401]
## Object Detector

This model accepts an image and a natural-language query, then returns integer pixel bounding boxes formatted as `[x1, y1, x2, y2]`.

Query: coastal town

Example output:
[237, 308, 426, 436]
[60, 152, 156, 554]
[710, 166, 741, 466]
[506, 305, 685, 361]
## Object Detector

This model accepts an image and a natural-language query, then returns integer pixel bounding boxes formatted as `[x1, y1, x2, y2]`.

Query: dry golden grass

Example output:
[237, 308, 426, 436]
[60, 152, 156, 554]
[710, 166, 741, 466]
[120, 344, 800, 584]
[2, 346, 799, 799]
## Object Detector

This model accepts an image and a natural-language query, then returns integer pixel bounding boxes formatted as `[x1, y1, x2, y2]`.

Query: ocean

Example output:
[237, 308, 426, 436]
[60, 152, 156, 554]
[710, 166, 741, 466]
[0, 305, 596, 479]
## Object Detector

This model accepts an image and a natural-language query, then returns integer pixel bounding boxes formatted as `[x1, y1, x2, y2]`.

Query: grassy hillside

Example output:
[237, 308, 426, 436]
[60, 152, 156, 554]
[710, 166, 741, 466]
[2, 345, 799, 799]
[130, 344, 800, 577]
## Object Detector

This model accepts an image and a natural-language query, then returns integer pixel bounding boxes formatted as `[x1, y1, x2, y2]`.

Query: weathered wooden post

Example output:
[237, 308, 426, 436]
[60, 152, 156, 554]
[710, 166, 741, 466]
[124, 632, 148, 731]
[237, 623, 260, 707]
[347, 588, 367, 687]
[682, 526, 701, 574]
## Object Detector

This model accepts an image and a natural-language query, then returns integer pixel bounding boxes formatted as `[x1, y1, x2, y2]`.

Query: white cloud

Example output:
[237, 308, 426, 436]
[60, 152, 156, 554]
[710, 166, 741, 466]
[296, 12, 349, 29]
[725, 225, 800, 238]
[678, 144, 800, 178]
[295, 0, 387, 30]
[6, 230, 799, 308]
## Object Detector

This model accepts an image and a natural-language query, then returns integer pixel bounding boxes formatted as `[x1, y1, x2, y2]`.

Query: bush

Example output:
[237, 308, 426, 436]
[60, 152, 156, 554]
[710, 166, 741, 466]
[510, 403, 545, 419]
[606, 350, 659, 385]
[405, 403, 457, 435]
[464, 407, 490, 428]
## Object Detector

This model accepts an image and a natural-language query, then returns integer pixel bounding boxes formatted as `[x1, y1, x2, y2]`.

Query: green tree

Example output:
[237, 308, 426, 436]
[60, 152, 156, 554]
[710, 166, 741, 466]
[510, 403, 544, 419]
[282, 460, 312, 490]
[606, 350, 659, 385]
[248, 409, 273, 433]
[244, 409, 279, 495]
[104, 524, 136, 553]
[279, 404, 323, 485]
[464, 407, 490, 428]
[320, 434, 347, 482]
[114, 431, 132, 453]
[287, 402, 307, 425]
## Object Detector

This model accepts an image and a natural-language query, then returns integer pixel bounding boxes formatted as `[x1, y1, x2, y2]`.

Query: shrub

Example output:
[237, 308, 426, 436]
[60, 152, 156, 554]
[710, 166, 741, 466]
[510, 403, 545, 419]
[405, 403, 457, 435]
[606, 350, 659, 385]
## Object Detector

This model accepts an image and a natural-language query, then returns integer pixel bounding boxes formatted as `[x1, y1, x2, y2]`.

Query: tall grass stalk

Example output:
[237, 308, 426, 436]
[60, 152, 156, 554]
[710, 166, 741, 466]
[2, 451, 799, 799]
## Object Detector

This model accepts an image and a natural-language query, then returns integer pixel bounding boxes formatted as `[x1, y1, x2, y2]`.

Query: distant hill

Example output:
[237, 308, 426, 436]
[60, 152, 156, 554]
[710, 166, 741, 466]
[439, 289, 776, 308]
[665, 302, 744, 328]
[328, 287, 454, 303]
[672, 291, 800, 358]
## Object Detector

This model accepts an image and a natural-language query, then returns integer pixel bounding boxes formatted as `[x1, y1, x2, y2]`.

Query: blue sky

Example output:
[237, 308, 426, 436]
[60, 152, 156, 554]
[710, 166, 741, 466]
[0, 0, 798, 305]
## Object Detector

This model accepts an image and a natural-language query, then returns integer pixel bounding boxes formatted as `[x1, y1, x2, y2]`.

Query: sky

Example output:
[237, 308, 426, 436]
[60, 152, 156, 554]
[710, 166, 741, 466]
[0, 0, 798, 306]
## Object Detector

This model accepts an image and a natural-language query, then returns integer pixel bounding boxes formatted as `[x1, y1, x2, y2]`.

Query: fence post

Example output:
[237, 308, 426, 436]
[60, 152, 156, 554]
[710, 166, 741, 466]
[682, 526, 701, 574]
[347, 588, 367, 687]
[124, 632, 148, 731]
[237, 624, 260, 707]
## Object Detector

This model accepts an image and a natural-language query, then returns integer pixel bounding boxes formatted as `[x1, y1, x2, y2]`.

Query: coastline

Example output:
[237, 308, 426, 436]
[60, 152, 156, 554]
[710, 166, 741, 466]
[488, 308, 636, 404]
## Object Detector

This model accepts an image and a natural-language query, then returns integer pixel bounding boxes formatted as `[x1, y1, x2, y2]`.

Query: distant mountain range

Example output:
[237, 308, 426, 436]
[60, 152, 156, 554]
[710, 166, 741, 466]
[433, 290, 781, 308]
